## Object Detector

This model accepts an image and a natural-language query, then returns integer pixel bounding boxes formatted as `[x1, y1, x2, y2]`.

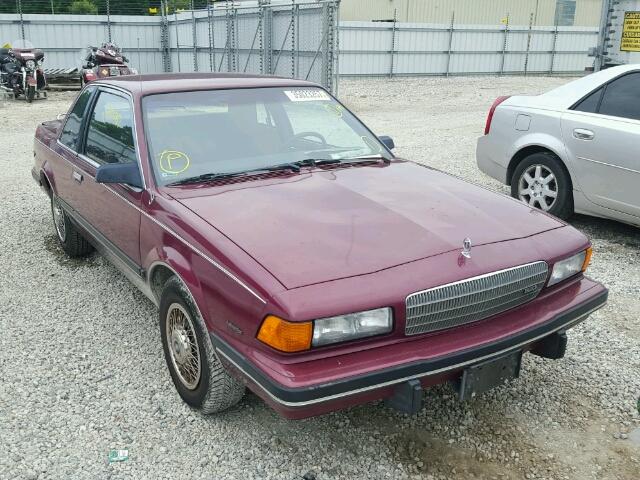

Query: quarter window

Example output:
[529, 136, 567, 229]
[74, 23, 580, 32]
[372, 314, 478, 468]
[573, 87, 603, 114]
[59, 87, 94, 151]
[84, 91, 136, 165]
[598, 73, 640, 121]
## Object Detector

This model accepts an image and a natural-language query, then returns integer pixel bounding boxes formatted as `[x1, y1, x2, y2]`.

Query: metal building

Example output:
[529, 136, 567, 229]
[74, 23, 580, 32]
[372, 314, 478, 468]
[340, 0, 603, 27]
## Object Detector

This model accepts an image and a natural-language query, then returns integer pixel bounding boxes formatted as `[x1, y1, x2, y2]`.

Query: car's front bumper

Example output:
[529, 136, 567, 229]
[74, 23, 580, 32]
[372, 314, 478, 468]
[212, 278, 607, 419]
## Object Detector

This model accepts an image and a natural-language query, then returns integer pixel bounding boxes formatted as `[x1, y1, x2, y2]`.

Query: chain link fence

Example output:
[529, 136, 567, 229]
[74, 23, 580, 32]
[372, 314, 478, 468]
[0, 0, 340, 92]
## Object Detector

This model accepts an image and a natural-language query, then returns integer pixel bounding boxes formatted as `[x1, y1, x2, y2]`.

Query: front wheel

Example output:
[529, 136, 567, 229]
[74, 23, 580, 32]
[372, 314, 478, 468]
[160, 276, 245, 414]
[511, 152, 573, 220]
[26, 85, 35, 103]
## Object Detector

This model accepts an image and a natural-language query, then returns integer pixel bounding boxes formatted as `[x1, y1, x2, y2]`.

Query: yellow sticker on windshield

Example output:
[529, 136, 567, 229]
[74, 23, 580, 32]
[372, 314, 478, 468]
[159, 150, 190, 175]
[324, 103, 343, 118]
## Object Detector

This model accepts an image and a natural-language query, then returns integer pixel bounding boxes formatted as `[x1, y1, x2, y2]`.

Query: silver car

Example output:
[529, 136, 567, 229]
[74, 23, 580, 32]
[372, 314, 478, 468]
[477, 64, 640, 227]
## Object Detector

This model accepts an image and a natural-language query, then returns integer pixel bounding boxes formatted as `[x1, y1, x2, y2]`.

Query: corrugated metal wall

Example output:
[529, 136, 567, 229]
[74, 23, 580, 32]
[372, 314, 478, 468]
[339, 21, 599, 76]
[340, 0, 603, 27]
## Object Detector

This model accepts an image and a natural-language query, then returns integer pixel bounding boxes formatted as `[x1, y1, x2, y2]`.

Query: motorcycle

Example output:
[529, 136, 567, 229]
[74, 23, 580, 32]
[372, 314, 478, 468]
[0, 40, 47, 103]
[81, 42, 137, 85]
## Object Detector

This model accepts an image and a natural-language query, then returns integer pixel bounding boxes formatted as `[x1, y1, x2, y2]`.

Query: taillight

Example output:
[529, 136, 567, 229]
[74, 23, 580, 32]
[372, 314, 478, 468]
[484, 96, 510, 135]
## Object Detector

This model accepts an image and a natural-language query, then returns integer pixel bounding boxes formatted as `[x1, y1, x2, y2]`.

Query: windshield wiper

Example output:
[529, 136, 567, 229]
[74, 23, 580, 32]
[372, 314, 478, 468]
[166, 162, 301, 187]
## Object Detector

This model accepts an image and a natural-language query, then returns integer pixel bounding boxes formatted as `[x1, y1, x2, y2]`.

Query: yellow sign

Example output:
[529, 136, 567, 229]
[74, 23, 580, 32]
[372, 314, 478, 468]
[500, 17, 509, 25]
[621, 11, 640, 52]
[159, 150, 190, 175]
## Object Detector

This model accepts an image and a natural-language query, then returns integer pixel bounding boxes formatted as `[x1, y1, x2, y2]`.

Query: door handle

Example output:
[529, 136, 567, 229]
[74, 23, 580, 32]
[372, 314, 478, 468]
[72, 171, 83, 183]
[573, 128, 595, 141]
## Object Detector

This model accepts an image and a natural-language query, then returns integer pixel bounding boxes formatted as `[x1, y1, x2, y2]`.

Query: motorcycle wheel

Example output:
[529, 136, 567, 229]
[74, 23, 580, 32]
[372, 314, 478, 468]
[26, 85, 35, 103]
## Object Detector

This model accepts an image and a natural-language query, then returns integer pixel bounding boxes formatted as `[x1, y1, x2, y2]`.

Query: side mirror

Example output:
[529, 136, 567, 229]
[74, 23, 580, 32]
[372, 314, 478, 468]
[379, 135, 395, 150]
[95, 162, 143, 189]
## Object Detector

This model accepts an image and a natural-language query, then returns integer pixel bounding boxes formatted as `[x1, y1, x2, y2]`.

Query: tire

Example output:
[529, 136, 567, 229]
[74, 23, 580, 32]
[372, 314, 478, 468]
[51, 194, 93, 257]
[26, 85, 35, 103]
[159, 276, 245, 414]
[510, 152, 573, 220]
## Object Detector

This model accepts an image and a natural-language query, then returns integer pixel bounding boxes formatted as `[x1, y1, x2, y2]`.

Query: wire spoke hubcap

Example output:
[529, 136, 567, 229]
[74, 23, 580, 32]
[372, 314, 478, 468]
[52, 198, 66, 242]
[518, 164, 558, 212]
[166, 303, 201, 390]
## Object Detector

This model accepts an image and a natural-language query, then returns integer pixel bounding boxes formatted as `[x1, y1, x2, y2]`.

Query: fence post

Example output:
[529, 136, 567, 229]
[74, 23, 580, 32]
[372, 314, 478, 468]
[107, 0, 112, 43]
[262, 1, 274, 75]
[549, 22, 558, 74]
[389, 8, 397, 78]
[291, 0, 296, 79]
[445, 11, 455, 76]
[191, 0, 198, 72]
[334, 0, 340, 96]
[500, 14, 509, 75]
[174, 9, 181, 72]
[17, 0, 25, 40]
[524, 12, 533, 76]
[161, 0, 172, 72]
[208, 1, 215, 72]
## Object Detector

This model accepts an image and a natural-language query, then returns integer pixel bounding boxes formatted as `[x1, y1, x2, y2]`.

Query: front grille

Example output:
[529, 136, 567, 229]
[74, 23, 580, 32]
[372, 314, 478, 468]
[405, 262, 548, 336]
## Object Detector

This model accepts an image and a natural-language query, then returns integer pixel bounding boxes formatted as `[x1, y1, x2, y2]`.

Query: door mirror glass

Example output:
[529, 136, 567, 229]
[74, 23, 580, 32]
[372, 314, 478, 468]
[379, 135, 395, 150]
[95, 162, 143, 189]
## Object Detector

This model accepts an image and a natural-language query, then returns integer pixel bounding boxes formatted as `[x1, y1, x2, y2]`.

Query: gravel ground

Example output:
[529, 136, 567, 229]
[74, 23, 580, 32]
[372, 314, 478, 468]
[1, 77, 639, 480]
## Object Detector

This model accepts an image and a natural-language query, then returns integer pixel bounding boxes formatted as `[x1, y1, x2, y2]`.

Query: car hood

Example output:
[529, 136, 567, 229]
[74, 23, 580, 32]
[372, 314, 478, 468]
[169, 161, 564, 289]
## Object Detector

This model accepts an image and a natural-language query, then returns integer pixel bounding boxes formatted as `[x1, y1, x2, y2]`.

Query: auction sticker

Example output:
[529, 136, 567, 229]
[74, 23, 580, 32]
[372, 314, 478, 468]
[284, 89, 331, 102]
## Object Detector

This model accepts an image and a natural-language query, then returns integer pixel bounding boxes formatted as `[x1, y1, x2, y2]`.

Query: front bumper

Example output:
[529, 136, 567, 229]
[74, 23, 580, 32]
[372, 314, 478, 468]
[212, 279, 607, 419]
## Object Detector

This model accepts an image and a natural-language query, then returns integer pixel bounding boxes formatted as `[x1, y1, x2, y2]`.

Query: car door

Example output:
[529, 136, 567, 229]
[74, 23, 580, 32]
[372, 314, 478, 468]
[71, 87, 143, 269]
[561, 71, 640, 218]
[52, 86, 96, 208]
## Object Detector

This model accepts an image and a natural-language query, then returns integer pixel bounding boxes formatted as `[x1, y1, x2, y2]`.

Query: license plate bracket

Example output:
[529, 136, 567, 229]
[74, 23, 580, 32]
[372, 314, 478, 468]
[456, 350, 522, 401]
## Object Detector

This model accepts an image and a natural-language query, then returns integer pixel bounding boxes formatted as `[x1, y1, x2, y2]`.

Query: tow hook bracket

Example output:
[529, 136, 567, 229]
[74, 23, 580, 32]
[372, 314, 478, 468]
[385, 379, 423, 415]
[531, 331, 567, 360]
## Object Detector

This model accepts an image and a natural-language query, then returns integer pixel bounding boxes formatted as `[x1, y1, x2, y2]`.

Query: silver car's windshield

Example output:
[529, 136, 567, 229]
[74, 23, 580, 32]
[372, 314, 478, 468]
[142, 87, 391, 186]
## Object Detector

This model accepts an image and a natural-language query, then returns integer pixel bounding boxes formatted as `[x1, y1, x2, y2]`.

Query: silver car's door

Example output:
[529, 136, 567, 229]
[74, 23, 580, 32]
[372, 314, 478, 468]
[561, 71, 640, 218]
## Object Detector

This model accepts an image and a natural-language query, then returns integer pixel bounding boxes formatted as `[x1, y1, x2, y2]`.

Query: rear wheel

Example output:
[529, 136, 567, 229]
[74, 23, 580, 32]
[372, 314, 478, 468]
[51, 194, 93, 257]
[160, 276, 245, 414]
[511, 152, 573, 220]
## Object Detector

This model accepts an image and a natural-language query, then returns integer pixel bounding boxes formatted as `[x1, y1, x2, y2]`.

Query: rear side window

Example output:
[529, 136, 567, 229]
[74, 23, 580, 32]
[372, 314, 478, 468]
[573, 87, 603, 113]
[59, 87, 94, 151]
[598, 73, 640, 121]
[84, 91, 136, 165]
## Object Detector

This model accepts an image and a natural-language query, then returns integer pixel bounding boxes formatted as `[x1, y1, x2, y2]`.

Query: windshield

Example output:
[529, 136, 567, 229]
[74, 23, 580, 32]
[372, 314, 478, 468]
[142, 87, 391, 186]
[11, 39, 34, 49]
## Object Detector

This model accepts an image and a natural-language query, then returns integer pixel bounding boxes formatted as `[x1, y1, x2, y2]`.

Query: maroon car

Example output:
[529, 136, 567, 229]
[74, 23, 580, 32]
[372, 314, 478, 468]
[32, 74, 607, 419]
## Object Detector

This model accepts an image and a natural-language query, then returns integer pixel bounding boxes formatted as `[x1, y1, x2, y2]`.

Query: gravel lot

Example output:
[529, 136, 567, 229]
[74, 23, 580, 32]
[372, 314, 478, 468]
[1, 77, 639, 480]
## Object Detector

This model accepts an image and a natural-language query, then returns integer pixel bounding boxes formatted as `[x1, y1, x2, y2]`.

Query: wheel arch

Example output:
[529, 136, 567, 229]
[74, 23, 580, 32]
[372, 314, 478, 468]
[147, 260, 210, 329]
[506, 144, 573, 192]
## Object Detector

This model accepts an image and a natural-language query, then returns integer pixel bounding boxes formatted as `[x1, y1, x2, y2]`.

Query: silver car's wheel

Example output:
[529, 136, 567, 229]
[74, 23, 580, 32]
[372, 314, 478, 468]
[166, 302, 201, 390]
[52, 196, 67, 242]
[517, 164, 558, 212]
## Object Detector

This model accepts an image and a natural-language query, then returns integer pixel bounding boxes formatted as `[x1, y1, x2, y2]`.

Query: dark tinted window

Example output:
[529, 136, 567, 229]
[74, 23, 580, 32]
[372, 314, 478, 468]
[599, 73, 640, 120]
[84, 91, 136, 165]
[59, 87, 94, 150]
[573, 87, 603, 113]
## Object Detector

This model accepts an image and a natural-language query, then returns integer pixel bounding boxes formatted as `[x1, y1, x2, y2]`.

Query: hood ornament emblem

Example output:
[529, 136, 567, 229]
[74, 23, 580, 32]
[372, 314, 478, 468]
[461, 237, 472, 259]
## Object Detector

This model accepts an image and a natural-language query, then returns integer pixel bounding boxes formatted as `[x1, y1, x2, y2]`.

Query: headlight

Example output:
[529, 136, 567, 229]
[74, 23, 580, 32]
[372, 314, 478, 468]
[548, 248, 592, 286]
[257, 308, 393, 352]
[312, 308, 393, 347]
[26, 59, 36, 70]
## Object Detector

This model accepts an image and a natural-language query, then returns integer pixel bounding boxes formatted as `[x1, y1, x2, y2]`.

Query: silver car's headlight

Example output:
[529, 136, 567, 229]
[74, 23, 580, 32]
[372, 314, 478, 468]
[312, 307, 393, 347]
[548, 248, 591, 286]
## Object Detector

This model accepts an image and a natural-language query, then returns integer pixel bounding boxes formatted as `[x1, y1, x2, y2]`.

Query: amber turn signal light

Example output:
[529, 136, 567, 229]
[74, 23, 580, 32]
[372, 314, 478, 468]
[582, 246, 593, 272]
[257, 315, 312, 353]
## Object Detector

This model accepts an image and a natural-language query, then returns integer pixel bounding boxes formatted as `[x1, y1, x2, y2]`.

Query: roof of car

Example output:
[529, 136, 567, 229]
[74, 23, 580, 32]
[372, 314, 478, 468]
[95, 73, 320, 96]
